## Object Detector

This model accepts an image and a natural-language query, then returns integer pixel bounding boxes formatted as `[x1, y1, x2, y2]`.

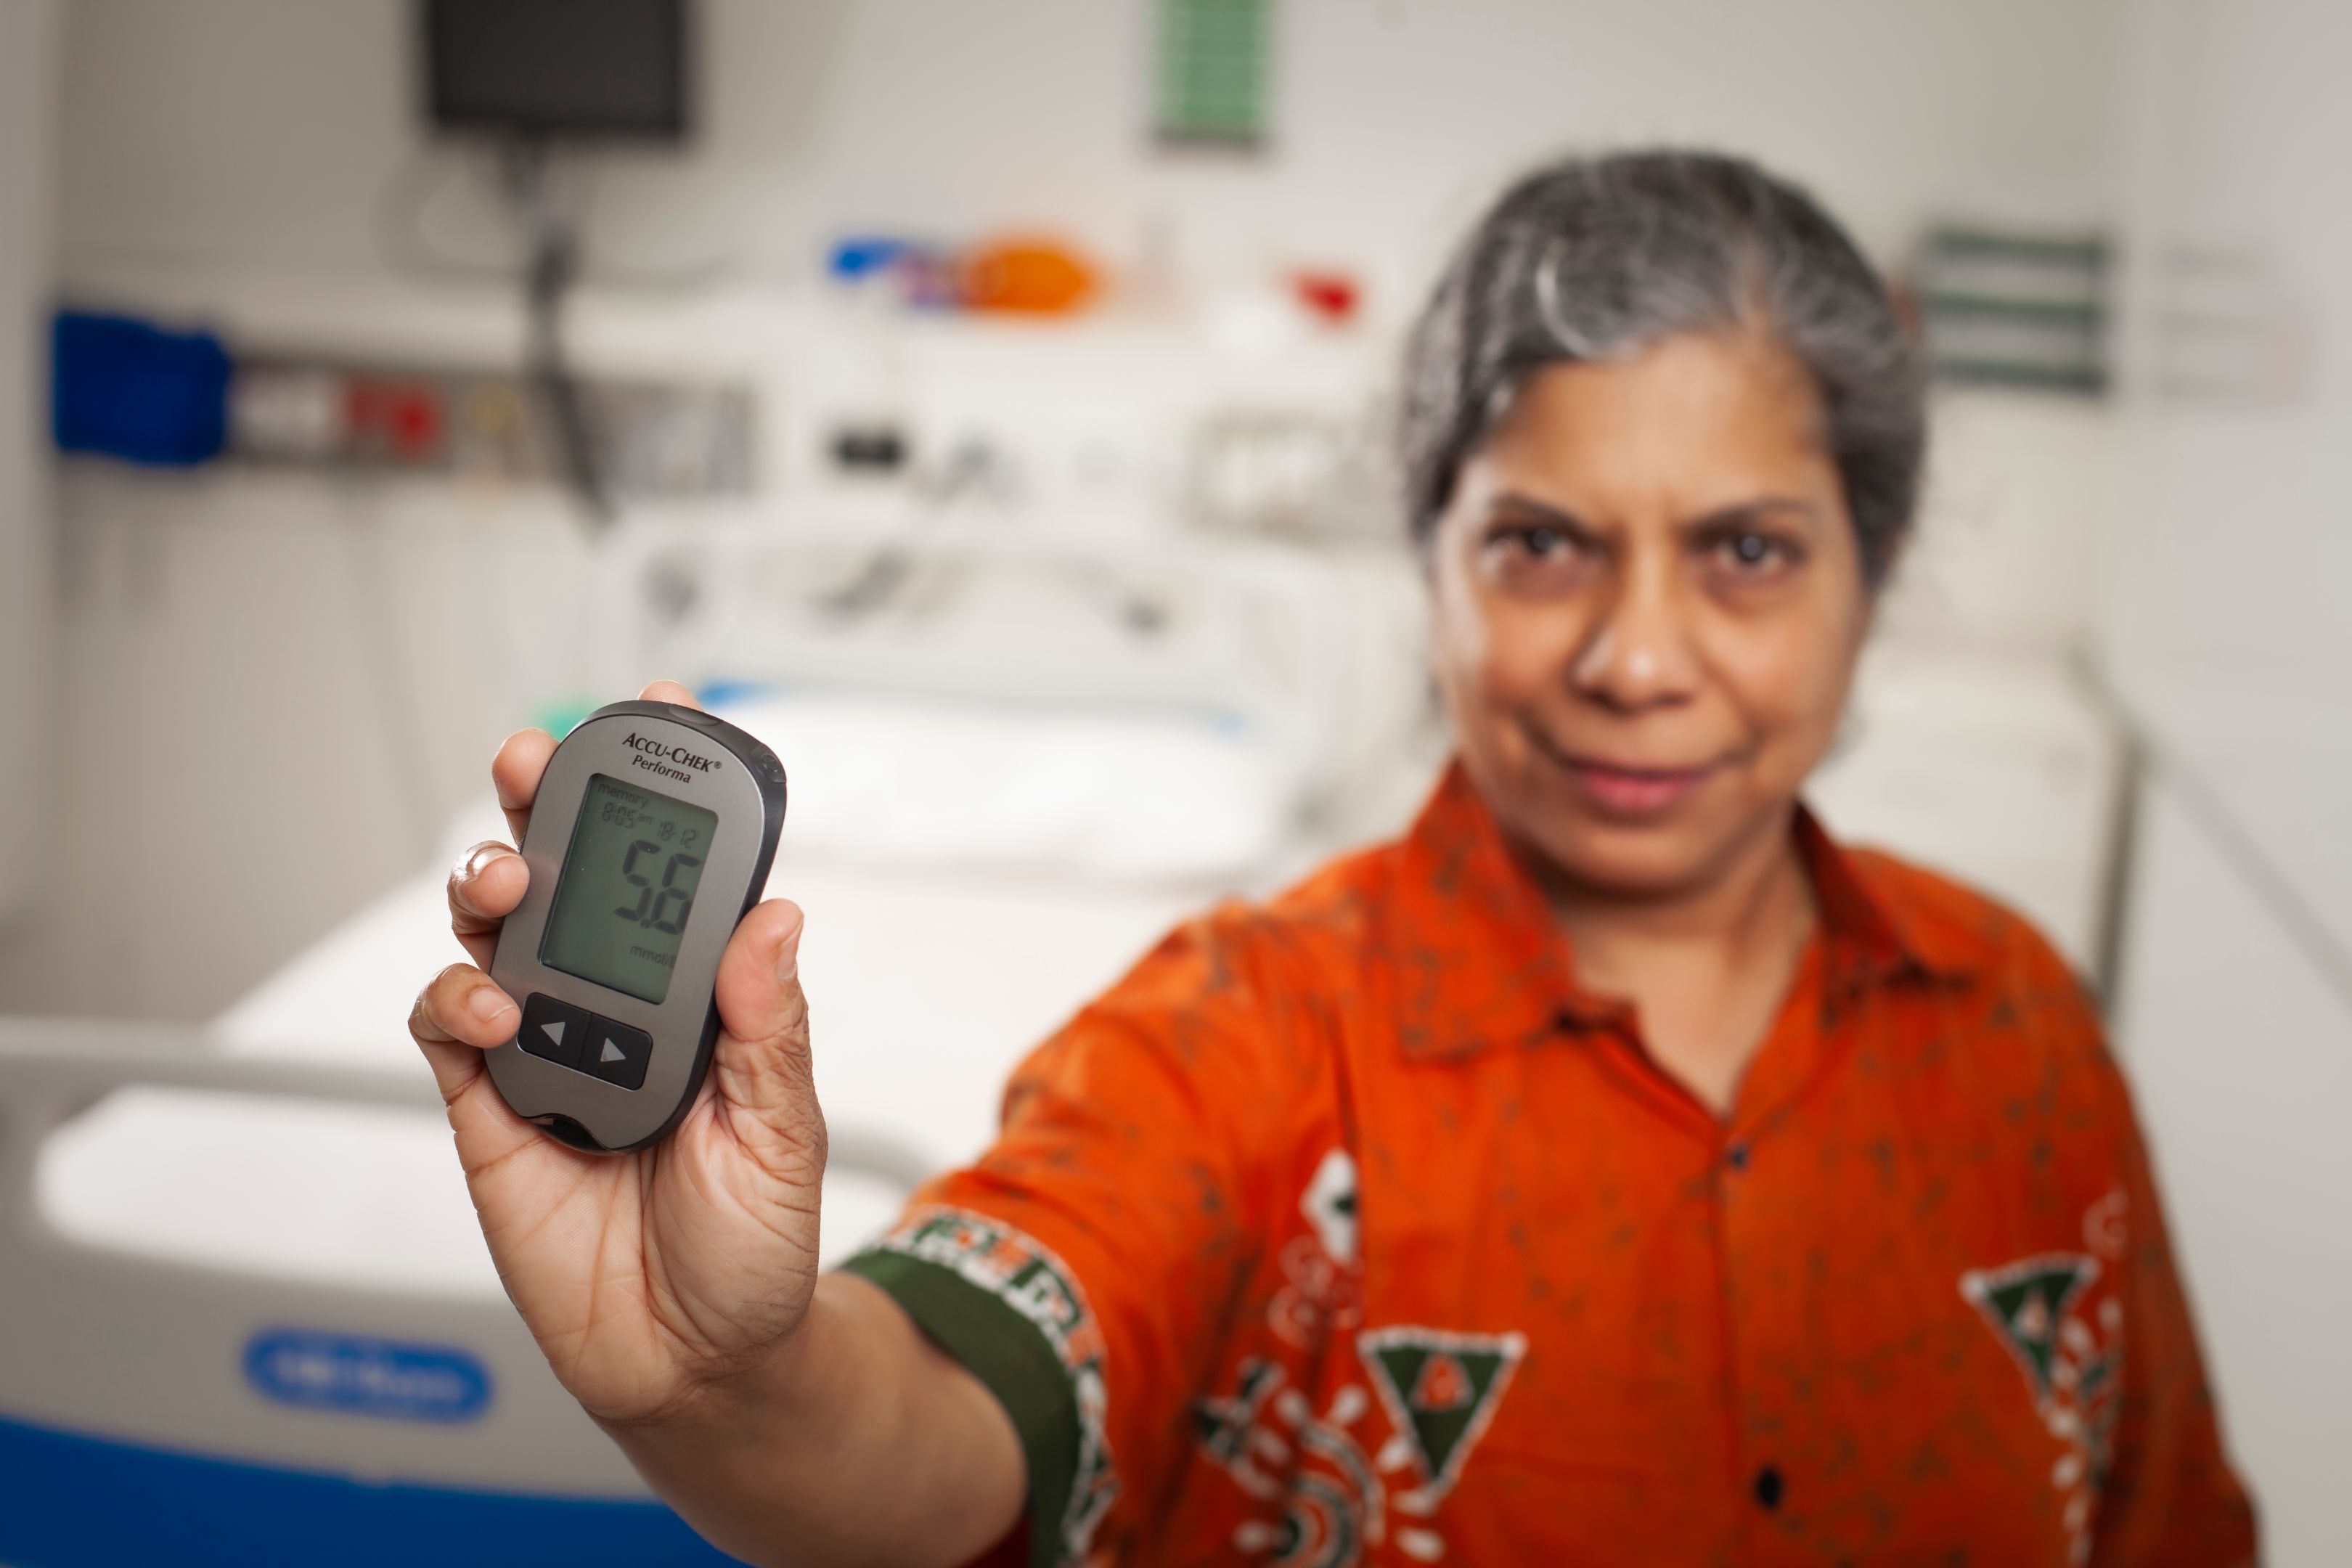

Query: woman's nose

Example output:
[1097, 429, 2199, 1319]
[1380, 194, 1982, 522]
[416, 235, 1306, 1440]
[1569, 568, 1700, 711]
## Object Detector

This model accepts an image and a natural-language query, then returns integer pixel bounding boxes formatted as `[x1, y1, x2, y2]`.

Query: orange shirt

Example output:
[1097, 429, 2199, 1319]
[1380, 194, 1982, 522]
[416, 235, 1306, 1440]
[843, 762, 2255, 1567]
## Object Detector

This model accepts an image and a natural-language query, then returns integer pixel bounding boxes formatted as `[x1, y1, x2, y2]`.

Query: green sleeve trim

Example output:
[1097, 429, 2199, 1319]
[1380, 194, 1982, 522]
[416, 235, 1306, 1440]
[841, 1249, 1079, 1568]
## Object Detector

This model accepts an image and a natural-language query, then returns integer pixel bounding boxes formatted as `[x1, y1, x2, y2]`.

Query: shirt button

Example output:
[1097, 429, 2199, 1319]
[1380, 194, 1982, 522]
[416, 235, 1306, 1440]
[1754, 1464, 1785, 1511]
[1724, 1140, 1751, 1172]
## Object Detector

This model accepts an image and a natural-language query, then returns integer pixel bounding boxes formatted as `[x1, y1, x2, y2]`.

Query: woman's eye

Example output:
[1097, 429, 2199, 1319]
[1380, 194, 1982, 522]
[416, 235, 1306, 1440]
[1475, 523, 1589, 593]
[1713, 531, 1794, 573]
[1494, 524, 1577, 561]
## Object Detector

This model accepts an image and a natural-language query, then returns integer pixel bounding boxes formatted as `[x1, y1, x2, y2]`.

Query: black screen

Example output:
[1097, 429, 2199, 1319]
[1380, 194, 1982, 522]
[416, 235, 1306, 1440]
[425, 0, 689, 141]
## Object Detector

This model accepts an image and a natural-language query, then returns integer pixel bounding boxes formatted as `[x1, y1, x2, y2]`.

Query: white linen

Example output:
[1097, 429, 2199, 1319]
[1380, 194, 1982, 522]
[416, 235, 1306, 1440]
[720, 688, 1289, 884]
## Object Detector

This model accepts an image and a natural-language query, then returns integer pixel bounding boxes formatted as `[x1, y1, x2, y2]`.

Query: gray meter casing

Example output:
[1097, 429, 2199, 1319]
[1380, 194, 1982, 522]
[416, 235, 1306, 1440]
[486, 701, 787, 1152]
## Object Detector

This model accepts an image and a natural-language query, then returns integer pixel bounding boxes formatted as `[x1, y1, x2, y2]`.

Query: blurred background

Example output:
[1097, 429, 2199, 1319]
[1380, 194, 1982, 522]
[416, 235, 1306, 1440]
[0, 0, 2344, 1561]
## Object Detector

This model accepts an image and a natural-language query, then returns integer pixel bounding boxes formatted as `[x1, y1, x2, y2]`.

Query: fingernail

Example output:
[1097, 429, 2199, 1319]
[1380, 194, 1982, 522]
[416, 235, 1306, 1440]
[775, 912, 804, 984]
[456, 841, 515, 883]
[469, 985, 515, 1025]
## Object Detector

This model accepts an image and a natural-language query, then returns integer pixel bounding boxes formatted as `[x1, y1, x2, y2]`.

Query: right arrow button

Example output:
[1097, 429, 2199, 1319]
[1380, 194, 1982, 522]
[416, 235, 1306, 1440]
[584, 1016, 653, 1091]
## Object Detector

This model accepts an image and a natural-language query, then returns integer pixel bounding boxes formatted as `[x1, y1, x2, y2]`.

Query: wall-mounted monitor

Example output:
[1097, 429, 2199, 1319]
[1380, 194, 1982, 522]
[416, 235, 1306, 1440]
[422, 0, 690, 143]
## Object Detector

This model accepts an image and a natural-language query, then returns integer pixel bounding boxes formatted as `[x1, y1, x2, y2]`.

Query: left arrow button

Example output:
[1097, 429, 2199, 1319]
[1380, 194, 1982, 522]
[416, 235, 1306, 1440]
[517, 993, 589, 1070]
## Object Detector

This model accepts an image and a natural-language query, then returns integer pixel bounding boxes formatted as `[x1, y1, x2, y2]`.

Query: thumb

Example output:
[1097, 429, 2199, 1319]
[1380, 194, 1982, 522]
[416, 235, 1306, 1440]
[709, 899, 820, 1140]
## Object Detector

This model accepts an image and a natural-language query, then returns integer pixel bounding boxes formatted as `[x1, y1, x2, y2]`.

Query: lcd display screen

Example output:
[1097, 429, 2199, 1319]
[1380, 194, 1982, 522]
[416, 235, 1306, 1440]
[539, 774, 718, 1005]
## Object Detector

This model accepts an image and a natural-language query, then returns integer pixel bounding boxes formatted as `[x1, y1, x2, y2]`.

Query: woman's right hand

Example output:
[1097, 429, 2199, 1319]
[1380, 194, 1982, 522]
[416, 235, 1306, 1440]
[407, 682, 829, 1430]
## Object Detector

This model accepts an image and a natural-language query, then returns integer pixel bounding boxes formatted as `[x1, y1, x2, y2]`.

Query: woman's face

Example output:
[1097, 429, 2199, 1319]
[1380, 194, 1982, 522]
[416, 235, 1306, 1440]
[1427, 328, 1874, 899]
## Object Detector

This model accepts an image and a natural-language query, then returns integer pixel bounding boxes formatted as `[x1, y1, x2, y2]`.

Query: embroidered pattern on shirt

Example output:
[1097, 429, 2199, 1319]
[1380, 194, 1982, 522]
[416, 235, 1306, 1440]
[1355, 1327, 1527, 1508]
[1959, 1189, 2128, 1565]
[867, 1205, 1117, 1566]
[1271, 1149, 1364, 1349]
[1302, 1148, 1360, 1264]
[1195, 1357, 1402, 1566]
[1191, 1326, 1526, 1567]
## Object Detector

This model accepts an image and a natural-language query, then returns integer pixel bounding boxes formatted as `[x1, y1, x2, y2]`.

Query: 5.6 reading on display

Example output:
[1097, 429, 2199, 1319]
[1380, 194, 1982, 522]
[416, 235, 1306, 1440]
[538, 774, 719, 1005]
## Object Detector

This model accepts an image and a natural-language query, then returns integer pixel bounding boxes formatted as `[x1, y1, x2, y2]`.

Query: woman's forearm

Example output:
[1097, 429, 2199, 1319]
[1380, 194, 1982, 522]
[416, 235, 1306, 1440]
[598, 1271, 1028, 1568]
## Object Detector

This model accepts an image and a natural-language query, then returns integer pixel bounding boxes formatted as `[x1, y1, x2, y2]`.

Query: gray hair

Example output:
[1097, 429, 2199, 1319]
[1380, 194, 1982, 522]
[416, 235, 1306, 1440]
[1400, 150, 1924, 587]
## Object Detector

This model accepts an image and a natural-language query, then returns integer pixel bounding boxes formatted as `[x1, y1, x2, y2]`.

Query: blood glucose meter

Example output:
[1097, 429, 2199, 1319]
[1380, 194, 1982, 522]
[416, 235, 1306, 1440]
[486, 700, 787, 1152]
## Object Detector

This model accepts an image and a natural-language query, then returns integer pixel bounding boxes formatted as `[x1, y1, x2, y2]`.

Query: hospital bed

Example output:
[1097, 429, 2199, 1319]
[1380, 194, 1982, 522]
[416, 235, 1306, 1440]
[0, 520, 1434, 1564]
[0, 519, 2123, 1564]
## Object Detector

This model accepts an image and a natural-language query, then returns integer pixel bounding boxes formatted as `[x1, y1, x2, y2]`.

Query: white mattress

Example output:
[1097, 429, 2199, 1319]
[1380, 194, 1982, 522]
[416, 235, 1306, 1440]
[212, 686, 1281, 1169]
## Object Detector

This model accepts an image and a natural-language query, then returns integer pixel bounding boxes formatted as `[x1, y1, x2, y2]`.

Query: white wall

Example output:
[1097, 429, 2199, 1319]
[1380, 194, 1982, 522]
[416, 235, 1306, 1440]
[2099, 1, 2352, 1553]
[0, 467, 598, 1021]
[56, 0, 2127, 314]
[0, 0, 62, 923]
[2100, 0, 2352, 952]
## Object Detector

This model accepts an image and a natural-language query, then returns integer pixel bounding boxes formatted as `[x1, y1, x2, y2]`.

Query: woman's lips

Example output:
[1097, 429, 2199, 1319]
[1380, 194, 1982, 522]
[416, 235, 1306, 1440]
[1546, 746, 1718, 817]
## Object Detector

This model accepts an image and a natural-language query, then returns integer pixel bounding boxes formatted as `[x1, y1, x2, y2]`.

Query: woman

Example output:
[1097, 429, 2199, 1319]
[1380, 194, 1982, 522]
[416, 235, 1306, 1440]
[412, 152, 2255, 1566]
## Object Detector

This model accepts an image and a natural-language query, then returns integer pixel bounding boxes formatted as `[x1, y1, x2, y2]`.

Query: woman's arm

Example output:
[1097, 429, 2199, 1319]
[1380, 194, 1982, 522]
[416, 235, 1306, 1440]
[412, 685, 1026, 1567]
[2088, 1048, 2260, 1567]
[600, 1273, 1026, 1568]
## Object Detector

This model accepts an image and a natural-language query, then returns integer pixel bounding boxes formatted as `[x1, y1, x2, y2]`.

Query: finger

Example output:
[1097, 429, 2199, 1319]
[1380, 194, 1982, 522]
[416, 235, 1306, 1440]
[707, 899, 824, 1163]
[448, 840, 529, 969]
[492, 727, 559, 844]
[411, 966, 587, 1188]
[409, 988, 563, 1184]
[408, 963, 520, 1104]
[639, 679, 703, 711]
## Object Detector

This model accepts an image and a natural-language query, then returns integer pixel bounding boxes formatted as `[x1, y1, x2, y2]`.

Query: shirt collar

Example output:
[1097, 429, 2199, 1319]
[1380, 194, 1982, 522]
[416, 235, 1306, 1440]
[1381, 759, 1979, 1063]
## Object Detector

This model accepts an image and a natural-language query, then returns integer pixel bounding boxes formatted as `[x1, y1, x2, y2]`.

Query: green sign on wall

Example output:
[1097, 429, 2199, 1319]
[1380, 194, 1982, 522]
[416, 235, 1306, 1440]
[1156, 0, 1270, 149]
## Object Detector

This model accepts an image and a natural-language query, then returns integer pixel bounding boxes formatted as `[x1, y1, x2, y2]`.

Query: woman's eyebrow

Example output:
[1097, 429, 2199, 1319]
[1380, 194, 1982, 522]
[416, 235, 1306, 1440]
[1487, 492, 1596, 532]
[1681, 497, 1824, 533]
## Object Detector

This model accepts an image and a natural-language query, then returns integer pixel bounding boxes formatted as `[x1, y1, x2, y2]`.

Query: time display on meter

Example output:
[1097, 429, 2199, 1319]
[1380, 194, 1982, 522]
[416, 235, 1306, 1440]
[539, 774, 721, 1005]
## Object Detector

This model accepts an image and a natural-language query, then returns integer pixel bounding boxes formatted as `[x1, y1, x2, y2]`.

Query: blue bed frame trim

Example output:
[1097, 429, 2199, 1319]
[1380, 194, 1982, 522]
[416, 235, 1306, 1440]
[0, 1411, 742, 1565]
